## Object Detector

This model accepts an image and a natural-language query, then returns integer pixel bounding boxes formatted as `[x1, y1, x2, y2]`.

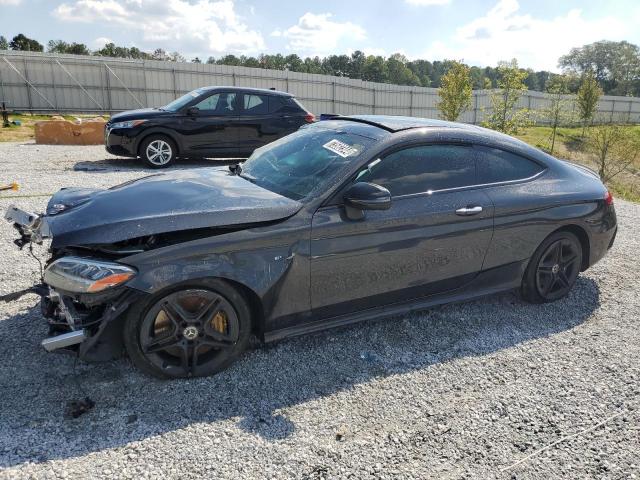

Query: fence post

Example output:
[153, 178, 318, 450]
[49, 59, 58, 111]
[332, 81, 336, 113]
[23, 58, 32, 112]
[409, 89, 414, 117]
[610, 99, 615, 122]
[372, 86, 376, 115]
[104, 63, 112, 112]
[473, 92, 478, 124]
[171, 68, 178, 99]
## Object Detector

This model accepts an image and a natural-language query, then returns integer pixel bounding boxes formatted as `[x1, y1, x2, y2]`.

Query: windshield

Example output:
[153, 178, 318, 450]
[241, 126, 376, 201]
[162, 88, 207, 112]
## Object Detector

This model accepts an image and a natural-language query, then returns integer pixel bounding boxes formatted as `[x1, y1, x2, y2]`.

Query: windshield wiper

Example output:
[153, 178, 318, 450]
[229, 163, 242, 175]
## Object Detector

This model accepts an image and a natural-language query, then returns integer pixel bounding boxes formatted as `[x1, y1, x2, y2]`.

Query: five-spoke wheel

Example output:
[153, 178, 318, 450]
[522, 231, 583, 303]
[124, 280, 251, 378]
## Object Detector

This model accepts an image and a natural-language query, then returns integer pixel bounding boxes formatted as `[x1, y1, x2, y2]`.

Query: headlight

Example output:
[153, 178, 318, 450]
[110, 119, 147, 129]
[44, 257, 136, 293]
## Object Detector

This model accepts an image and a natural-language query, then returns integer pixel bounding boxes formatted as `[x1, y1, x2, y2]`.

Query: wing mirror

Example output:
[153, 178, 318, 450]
[343, 182, 391, 220]
[186, 106, 200, 116]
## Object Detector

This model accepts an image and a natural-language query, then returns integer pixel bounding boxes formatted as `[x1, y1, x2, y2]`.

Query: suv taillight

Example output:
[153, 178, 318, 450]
[304, 113, 316, 123]
[605, 190, 614, 206]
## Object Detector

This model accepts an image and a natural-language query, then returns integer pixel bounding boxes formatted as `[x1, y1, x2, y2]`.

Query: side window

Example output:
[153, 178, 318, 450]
[243, 94, 270, 115]
[193, 92, 237, 115]
[357, 145, 476, 196]
[476, 146, 544, 183]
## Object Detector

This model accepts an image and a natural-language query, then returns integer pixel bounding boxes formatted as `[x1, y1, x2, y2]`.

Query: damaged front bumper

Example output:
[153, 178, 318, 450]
[38, 283, 139, 360]
[5, 205, 141, 361]
[4, 205, 50, 248]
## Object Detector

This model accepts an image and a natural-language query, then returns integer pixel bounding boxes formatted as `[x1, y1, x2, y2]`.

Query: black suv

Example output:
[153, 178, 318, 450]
[105, 87, 315, 167]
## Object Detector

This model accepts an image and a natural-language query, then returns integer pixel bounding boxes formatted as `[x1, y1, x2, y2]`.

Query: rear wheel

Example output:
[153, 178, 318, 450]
[139, 135, 177, 168]
[123, 279, 251, 379]
[521, 231, 583, 303]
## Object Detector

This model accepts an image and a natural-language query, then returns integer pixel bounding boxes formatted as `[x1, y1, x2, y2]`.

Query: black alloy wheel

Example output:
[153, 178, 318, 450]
[124, 280, 251, 378]
[522, 231, 582, 303]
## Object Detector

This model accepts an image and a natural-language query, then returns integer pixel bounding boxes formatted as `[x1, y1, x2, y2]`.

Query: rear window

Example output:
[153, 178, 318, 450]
[269, 96, 305, 114]
[476, 146, 544, 183]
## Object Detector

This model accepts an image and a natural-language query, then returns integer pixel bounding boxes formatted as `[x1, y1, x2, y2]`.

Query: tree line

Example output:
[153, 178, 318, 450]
[436, 59, 637, 183]
[1, 33, 639, 96]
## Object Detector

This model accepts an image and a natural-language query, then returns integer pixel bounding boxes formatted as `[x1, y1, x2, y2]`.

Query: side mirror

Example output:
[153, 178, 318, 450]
[343, 182, 391, 220]
[186, 106, 200, 116]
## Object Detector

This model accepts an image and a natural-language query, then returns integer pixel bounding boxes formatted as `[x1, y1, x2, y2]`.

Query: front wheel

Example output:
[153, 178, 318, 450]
[123, 279, 252, 379]
[521, 231, 583, 303]
[139, 135, 177, 168]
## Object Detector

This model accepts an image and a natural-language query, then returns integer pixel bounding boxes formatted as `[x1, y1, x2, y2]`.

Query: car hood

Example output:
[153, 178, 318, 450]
[44, 168, 302, 247]
[109, 108, 172, 122]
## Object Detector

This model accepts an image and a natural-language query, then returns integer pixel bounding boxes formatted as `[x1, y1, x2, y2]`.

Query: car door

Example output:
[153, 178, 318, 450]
[180, 91, 240, 154]
[234, 93, 286, 152]
[310, 144, 495, 318]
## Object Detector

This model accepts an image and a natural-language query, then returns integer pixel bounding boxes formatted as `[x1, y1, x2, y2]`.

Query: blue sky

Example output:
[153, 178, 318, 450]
[1, 0, 639, 71]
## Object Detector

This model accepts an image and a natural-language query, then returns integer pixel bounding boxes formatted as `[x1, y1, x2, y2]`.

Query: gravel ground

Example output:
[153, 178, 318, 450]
[0, 141, 638, 479]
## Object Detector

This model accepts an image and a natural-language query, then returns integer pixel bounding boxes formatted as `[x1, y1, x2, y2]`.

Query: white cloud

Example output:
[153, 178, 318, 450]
[278, 13, 366, 56]
[93, 36, 113, 48]
[422, 0, 630, 71]
[0, 0, 22, 4]
[405, 0, 450, 5]
[53, 0, 265, 55]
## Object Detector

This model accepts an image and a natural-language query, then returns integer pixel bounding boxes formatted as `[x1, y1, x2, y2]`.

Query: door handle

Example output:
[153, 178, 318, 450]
[455, 206, 483, 216]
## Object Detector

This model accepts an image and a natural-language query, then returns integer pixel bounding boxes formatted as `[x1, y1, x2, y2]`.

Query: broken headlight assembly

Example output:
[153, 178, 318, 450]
[43, 257, 136, 293]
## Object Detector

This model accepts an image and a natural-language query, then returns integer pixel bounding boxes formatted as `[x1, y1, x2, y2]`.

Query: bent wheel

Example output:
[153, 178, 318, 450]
[124, 280, 251, 379]
[522, 231, 582, 303]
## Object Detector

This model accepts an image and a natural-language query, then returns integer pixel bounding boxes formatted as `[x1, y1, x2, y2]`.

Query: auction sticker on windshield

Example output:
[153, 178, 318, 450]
[323, 139, 360, 158]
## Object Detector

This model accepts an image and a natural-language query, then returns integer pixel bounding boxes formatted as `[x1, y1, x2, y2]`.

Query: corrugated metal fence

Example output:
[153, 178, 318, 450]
[2, 50, 640, 124]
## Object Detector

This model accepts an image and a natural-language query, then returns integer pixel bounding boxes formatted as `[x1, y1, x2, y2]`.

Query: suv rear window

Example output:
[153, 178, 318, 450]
[269, 96, 305, 114]
[475, 146, 544, 183]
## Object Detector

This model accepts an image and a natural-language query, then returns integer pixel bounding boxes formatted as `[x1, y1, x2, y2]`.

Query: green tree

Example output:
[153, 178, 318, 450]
[559, 40, 640, 96]
[437, 61, 472, 121]
[387, 53, 421, 86]
[47, 40, 90, 55]
[9, 33, 43, 52]
[576, 71, 602, 137]
[541, 77, 573, 154]
[482, 59, 532, 135]
[587, 120, 639, 181]
[361, 55, 388, 83]
[0, 36, 8, 50]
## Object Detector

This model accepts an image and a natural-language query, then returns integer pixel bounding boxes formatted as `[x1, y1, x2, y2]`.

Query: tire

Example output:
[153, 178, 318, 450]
[521, 231, 583, 304]
[139, 135, 177, 168]
[123, 279, 252, 379]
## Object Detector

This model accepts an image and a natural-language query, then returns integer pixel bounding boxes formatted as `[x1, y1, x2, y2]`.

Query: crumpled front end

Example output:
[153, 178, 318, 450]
[4, 205, 143, 360]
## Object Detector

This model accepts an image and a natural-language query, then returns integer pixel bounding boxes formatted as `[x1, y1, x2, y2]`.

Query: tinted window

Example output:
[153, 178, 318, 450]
[476, 146, 544, 183]
[356, 145, 476, 196]
[269, 96, 301, 114]
[243, 94, 270, 115]
[193, 92, 237, 115]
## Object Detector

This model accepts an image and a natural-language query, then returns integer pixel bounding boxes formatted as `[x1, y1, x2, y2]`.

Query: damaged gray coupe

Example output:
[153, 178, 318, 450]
[5, 116, 617, 378]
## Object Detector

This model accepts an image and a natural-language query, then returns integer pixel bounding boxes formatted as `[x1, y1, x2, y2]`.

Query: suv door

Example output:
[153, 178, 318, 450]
[235, 93, 301, 153]
[310, 144, 495, 318]
[180, 91, 240, 155]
